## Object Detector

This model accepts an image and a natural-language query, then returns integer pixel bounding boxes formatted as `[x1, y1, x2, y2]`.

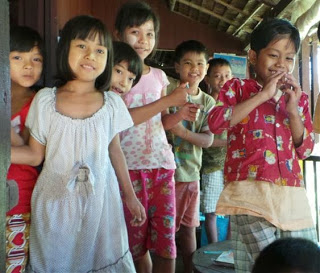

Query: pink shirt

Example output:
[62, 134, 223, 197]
[208, 78, 314, 187]
[120, 67, 176, 170]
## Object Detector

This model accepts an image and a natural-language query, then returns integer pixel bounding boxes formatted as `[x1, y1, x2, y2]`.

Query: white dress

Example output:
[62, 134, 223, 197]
[25, 88, 136, 273]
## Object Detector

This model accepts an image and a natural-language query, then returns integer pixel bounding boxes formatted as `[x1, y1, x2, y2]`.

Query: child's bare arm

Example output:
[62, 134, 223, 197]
[11, 127, 24, 146]
[129, 83, 188, 126]
[109, 134, 146, 226]
[169, 123, 213, 148]
[11, 135, 45, 166]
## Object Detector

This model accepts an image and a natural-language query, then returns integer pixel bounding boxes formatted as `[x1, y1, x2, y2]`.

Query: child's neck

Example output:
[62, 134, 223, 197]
[143, 63, 150, 75]
[11, 82, 33, 98]
[61, 80, 97, 94]
[187, 83, 199, 96]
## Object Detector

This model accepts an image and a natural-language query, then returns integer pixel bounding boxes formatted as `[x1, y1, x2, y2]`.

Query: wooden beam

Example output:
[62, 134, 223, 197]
[170, 0, 177, 11]
[177, 0, 238, 26]
[214, 0, 262, 21]
[267, 0, 293, 17]
[233, 3, 265, 36]
[0, 0, 10, 272]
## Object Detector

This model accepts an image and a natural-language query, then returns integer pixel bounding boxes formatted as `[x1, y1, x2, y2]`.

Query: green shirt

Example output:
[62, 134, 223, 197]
[201, 130, 227, 174]
[167, 88, 215, 182]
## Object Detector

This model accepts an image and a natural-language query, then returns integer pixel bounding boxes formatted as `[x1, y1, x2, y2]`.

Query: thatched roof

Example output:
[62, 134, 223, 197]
[167, 0, 320, 47]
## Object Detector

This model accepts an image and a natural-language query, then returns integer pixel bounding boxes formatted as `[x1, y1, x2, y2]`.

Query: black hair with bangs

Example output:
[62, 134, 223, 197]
[56, 15, 113, 91]
[115, 1, 160, 57]
[250, 18, 300, 54]
[113, 41, 142, 87]
[174, 40, 209, 64]
[10, 26, 44, 57]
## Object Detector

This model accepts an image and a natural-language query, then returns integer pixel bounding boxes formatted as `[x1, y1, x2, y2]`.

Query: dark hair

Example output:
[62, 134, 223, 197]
[317, 22, 320, 41]
[207, 58, 231, 75]
[250, 18, 300, 54]
[115, 1, 160, 55]
[252, 238, 320, 273]
[56, 15, 113, 91]
[10, 26, 44, 57]
[113, 41, 142, 87]
[174, 40, 209, 64]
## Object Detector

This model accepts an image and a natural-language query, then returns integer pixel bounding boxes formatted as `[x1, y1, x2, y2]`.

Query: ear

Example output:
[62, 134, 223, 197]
[113, 30, 121, 41]
[248, 49, 257, 66]
[204, 75, 209, 85]
[174, 62, 180, 74]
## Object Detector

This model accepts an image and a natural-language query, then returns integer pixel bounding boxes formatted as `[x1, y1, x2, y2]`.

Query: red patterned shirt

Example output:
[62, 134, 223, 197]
[208, 78, 314, 187]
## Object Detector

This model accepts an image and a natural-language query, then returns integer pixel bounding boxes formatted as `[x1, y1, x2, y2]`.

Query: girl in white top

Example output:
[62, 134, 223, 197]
[11, 15, 146, 273]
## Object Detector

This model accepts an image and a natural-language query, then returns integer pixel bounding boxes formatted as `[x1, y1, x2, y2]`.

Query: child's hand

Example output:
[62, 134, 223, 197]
[125, 195, 146, 227]
[168, 82, 189, 107]
[262, 71, 286, 100]
[177, 103, 201, 121]
[281, 73, 302, 114]
[169, 122, 187, 138]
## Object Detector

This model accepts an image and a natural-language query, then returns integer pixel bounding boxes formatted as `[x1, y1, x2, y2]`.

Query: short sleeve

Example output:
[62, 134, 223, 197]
[159, 69, 170, 89]
[25, 88, 54, 146]
[105, 92, 133, 137]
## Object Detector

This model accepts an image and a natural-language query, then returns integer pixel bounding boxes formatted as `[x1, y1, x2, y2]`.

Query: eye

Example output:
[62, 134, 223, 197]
[286, 57, 294, 61]
[12, 55, 22, 60]
[269, 54, 278, 58]
[33, 57, 43, 63]
[198, 62, 204, 66]
[115, 68, 122, 74]
[96, 48, 105, 54]
[128, 77, 135, 82]
[147, 32, 154, 37]
[76, 42, 86, 49]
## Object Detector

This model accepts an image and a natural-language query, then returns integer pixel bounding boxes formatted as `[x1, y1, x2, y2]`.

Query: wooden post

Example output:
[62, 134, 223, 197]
[0, 0, 10, 272]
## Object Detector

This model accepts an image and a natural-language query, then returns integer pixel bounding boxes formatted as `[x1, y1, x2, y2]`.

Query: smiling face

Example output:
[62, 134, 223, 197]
[9, 46, 43, 88]
[110, 60, 136, 97]
[249, 36, 296, 85]
[68, 34, 108, 84]
[206, 64, 232, 97]
[175, 51, 209, 88]
[121, 19, 156, 61]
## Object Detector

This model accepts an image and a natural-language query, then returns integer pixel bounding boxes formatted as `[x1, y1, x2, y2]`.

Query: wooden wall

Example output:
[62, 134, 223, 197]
[56, 0, 245, 55]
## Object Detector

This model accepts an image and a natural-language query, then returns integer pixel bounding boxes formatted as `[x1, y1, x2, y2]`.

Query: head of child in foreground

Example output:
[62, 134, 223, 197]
[55, 15, 113, 91]
[10, 26, 44, 89]
[248, 18, 300, 86]
[174, 40, 209, 88]
[252, 237, 320, 273]
[205, 58, 232, 98]
[110, 41, 142, 97]
[114, 1, 160, 62]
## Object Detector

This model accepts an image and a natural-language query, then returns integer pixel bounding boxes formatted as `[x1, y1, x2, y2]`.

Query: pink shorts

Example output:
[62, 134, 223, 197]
[123, 168, 176, 260]
[175, 181, 200, 230]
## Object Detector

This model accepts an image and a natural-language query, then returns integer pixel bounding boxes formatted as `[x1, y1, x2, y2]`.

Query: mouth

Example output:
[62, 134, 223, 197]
[111, 86, 124, 95]
[81, 64, 95, 71]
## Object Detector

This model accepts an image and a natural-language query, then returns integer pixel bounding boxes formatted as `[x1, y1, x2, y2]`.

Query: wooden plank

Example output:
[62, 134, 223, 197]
[311, 34, 319, 115]
[0, 1, 10, 271]
[301, 38, 311, 108]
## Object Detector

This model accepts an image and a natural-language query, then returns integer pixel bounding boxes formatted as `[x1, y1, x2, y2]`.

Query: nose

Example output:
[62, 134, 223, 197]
[120, 77, 128, 87]
[85, 48, 95, 60]
[138, 33, 147, 44]
[275, 57, 285, 68]
[23, 59, 33, 70]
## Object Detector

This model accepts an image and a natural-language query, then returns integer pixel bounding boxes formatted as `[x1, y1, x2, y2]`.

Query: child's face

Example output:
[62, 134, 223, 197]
[250, 37, 296, 85]
[68, 34, 108, 83]
[206, 64, 232, 95]
[110, 60, 136, 97]
[175, 52, 209, 87]
[121, 20, 156, 61]
[9, 46, 43, 88]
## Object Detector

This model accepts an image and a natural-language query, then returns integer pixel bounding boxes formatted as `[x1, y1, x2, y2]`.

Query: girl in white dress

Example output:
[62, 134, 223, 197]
[11, 15, 146, 273]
